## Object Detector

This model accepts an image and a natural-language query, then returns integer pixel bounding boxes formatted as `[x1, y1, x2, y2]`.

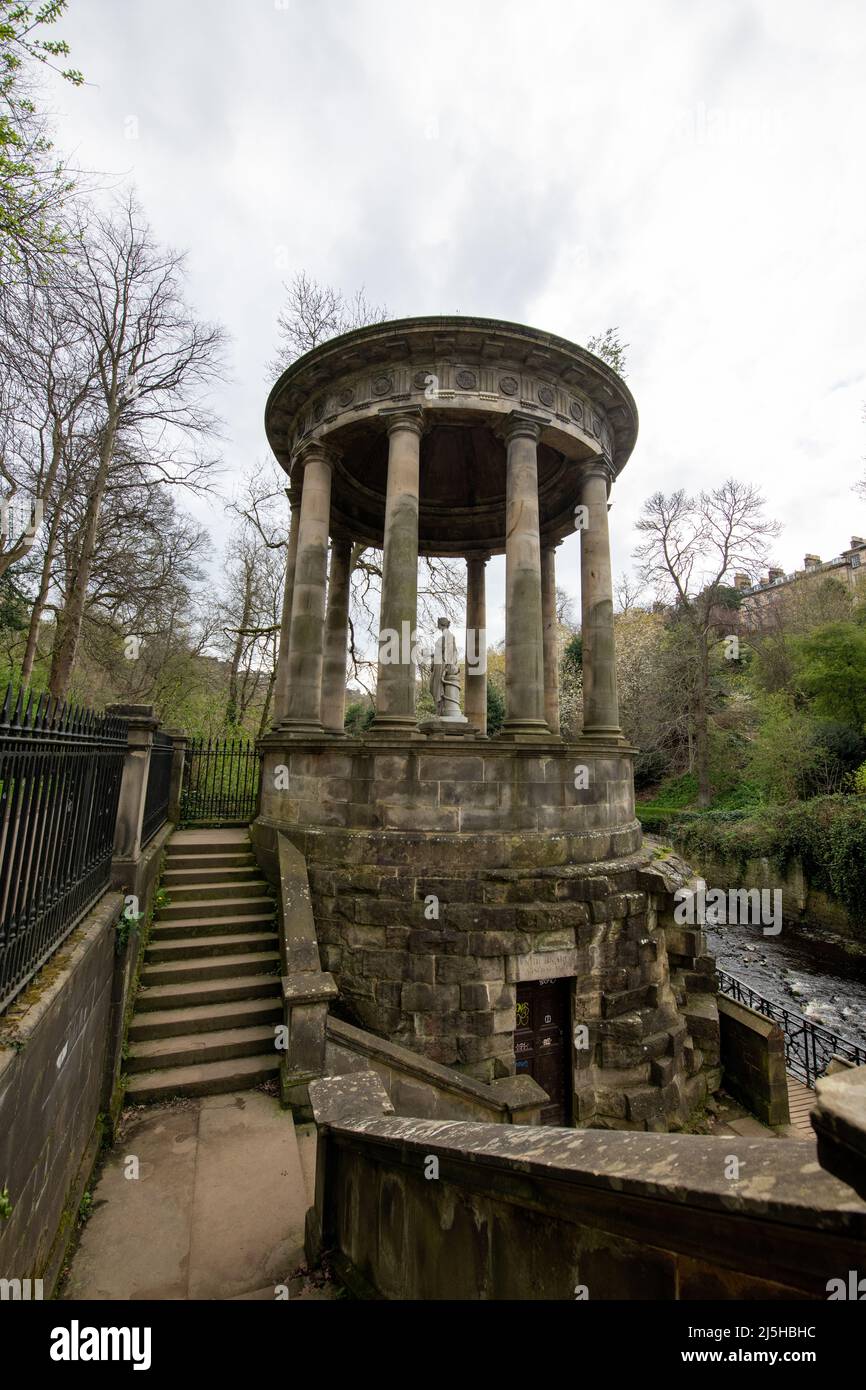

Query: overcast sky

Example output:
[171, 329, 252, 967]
[46, 0, 866, 644]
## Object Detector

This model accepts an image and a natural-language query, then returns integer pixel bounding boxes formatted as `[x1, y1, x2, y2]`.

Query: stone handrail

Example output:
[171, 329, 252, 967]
[306, 1068, 866, 1300]
[326, 1015, 547, 1124]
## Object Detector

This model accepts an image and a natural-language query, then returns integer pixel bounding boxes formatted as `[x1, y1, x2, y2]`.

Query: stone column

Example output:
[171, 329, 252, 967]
[580, 460, 621, 736]
[283, 443, 335, 733]
[107, 703, 158, 892]
[272, 482, 302, 726]
[371, 409, 423, 734]
[320, 537, 353, 734]
[541, 543, 561, 735]
[502, 413, 547, 738]
[165, 728, 188, 823]
[464, 553, 488, 734]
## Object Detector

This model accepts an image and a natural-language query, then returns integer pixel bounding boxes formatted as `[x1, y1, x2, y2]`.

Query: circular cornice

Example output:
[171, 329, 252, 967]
[265, 315, 638, 479]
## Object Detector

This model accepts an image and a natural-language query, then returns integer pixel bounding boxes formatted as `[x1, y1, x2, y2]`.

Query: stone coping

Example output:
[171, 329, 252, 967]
[0, 891, 124, 1051]
[257, 815, 644, 868]
[333, 1114, 866, 1235]
[811, 1067, 866, 1201]
[260, 731, 637, 757]
[283, 971, 338, 1006]
[327, 1016, 546, 1116]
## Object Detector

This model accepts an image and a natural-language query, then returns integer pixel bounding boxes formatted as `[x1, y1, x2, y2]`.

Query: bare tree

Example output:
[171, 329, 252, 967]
[614, 573, 646, 613]
[269, 271, 388, 374]
[634, 480, 781, 805]
[46, 193, 227, 699]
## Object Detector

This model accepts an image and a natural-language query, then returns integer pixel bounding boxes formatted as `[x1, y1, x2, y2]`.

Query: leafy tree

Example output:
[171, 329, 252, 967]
[562, 632, 582, 673]
[486, 678, 505, 736]
[344, 700, 374, 735]
[586, 327, 629, 378]
[794, 621, 866, 730]
[0, 0, 83, 278]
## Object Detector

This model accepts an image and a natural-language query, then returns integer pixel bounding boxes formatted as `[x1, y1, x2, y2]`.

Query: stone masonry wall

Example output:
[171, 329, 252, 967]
[253, 805, 719, 1131]
[258, 738, 641, 849]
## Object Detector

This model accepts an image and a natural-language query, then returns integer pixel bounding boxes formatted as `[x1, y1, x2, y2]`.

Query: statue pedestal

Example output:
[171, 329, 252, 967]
[418, 716, 479, 738]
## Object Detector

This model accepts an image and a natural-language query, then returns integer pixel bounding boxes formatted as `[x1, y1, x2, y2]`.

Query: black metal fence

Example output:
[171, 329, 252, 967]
[141, 729, 173, 847]
[180, 736, 261, 824]
[718, 969, 866, 1087]
[0, 685, 128, 1013]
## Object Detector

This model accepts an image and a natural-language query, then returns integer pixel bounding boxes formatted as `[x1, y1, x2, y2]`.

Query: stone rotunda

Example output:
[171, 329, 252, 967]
[253, 316, 719, 1131]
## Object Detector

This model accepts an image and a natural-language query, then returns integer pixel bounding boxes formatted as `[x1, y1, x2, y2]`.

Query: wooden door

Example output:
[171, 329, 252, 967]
[514, 977, 571, 1126]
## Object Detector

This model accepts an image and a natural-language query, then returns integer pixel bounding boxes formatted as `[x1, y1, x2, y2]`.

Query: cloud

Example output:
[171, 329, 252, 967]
[46, 0, 866, 638]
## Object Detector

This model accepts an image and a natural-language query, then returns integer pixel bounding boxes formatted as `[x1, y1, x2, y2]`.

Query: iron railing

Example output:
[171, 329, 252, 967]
[141, 729, 174, 847]
[0, 685, 128, 1013]
[180, 736, 261, 824]
[718, 969, 866, 1087]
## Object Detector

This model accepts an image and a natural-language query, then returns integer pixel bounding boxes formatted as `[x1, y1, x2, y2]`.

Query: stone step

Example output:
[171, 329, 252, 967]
[129, 995, 282, 1040]
[125, 1052, 279, 1102]
[163, 879, 270, 903]
[165, 850, 256, 869]
[161, 884, 271, 906]
[127, 1024, 277, 1072]
[148, 906, 276, 939]
[140, 952, 280, 986]
[134, 976, 281, 1012]
[161, 863, 258, 885]
[149, 913, 276, 940]
[145, 932, 278, 963]
[165, 833, 250, 858]
[157, 895, 274, 922]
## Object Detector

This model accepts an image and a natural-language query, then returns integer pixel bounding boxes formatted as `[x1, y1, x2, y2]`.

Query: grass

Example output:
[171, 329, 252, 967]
[636, 772, 764, 832]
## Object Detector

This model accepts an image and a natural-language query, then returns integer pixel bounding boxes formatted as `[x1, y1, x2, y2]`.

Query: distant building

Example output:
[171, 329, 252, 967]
[735, 535, 866, 630]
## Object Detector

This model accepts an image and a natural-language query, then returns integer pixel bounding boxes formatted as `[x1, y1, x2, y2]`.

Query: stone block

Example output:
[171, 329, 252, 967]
[466, 931, 531, 957]
[382, 804, 459, 832]
[418, 755, 483, 782]
[460, 981, 511, 1011]
[401, 982, 459, 1013]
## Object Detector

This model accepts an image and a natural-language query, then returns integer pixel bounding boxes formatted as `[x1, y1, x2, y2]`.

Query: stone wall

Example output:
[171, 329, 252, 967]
[718, 995, 791, 1126]
[258, 736, 640, 846]
[307, 1070, 866, 1301]
[671, 848, 854, 939]
[326, 1015, 547, 1123]
[0, 825, 169, 1291]
[253, 799, 719, 1130]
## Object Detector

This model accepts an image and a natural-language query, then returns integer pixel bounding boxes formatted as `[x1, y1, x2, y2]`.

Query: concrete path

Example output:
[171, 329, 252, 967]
[62, 1090, 333, 1301]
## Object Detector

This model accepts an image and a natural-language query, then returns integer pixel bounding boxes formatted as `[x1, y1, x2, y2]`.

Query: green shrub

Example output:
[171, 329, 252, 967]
[486, 681, 506, 736]
[675, 795, 866, 923]
[344, 702, 375, 734]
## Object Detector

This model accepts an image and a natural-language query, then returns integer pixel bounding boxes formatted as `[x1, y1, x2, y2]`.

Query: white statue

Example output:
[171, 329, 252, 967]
[430, 617, 464, 720]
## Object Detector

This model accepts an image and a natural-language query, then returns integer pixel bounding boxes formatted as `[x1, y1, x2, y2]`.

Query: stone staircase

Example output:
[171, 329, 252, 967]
[125, 828, 282, 1102]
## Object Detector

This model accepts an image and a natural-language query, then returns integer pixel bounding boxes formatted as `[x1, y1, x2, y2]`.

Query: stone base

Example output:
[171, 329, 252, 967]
[418, 717, 479, 738]
[252, 813, 719, 1132]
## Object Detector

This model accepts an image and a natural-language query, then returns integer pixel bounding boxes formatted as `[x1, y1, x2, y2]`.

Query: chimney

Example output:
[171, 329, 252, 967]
[851, 537, 866, 550]
[733, 572, 750, 591]
[804, 554, 821, 570]
[768, 566, 783, 582]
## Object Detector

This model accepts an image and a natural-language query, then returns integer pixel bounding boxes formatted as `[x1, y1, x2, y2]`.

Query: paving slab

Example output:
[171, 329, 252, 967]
[62, 1105, 199, 1300]
[63, 1091, 310, 1301]
[187, 1091, 307, 1299]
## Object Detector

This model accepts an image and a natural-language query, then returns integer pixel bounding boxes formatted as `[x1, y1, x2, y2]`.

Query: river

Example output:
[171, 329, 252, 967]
[705, 917, 866, 1051]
